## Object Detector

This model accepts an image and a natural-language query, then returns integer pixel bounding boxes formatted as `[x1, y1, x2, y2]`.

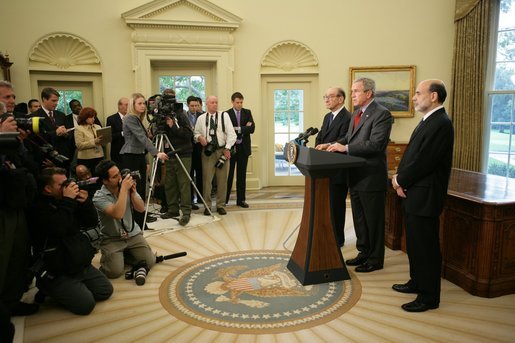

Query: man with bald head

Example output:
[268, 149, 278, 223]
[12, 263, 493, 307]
[194, 95, 236, 215]
[106, 97, 128, 165]
[391, 79, 454, 312]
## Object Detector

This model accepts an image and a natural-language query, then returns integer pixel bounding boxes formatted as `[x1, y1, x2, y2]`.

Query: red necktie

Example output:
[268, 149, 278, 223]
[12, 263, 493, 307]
[353, 110, 363, 131]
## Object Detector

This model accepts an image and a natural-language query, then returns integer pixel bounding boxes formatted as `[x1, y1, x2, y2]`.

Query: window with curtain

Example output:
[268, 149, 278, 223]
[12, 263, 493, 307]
[487, 0, 515, 178]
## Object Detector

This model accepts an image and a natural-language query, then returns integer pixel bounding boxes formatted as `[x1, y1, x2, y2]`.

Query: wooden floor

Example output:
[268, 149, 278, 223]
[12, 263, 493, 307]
[15, 187, 515, 342]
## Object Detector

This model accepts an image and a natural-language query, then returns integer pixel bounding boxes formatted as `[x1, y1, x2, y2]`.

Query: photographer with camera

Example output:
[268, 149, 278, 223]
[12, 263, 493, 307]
[93, 160, 156, 285]
[154, 92, 194, 225]
[194, 95, 236, 215]
[1, 94, 40, 328]
[28, 167, 113, 315]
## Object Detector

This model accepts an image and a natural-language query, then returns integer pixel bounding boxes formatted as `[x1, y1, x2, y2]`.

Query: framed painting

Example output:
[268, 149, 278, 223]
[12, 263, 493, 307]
[349, 65, 416, 117]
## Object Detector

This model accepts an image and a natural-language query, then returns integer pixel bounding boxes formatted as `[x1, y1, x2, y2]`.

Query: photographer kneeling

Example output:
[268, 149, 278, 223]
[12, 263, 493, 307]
[28, 167, 113, 315]
[93, 160, 155, 285]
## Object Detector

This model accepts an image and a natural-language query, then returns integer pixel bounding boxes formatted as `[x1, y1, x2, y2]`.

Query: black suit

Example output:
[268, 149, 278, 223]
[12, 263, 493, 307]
[225, 108, 255, 204]
[315, 106, 351, 246]
[31, 108, 74, 170]
[339, 100, 392, 266]
[396, 107, 454, 305]
[106, 113, 125, 165]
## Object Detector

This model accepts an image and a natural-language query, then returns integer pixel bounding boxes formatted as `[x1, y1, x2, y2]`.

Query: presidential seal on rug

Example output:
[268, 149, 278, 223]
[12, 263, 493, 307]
[159, 250, 361, 334]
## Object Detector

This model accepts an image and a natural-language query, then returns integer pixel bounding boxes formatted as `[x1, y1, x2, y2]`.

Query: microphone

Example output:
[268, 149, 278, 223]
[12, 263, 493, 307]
[296, 127, 319, 144]
[297, 127, 313, 141]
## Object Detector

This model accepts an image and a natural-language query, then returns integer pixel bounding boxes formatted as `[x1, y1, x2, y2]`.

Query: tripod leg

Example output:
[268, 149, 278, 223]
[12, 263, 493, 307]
[161, 135, 215, 217]
[143, 135, 164, 229]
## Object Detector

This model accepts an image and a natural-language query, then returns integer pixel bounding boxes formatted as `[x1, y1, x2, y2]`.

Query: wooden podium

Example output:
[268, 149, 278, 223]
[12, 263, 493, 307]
[284, 142, 366, 285]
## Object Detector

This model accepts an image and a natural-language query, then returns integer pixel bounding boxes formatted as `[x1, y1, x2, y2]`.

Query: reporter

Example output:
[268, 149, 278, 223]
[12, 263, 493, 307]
[120, 93, 168, 227]
[74, 107, 104, 174]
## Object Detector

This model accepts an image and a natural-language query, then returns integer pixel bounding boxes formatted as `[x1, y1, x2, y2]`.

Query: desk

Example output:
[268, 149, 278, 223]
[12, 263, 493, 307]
[385, 168, 515, 298]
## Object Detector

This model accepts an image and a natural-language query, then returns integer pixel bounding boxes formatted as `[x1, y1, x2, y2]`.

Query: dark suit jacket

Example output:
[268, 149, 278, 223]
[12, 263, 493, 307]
[316, 106, 351, 184]
[397, 108, 454, 217]
[225, 108, 255, 156]
[31, 107, 74, 159]
[106, 113, 125, 161]
[339, 100, 393, 191]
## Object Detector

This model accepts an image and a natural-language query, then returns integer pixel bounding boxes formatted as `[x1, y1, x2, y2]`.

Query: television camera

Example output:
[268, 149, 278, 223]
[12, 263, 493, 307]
[146, 93, 184, 133]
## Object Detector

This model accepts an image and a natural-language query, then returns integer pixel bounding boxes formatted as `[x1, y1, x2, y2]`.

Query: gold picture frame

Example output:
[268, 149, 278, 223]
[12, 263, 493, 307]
[349, 65, 416, 117]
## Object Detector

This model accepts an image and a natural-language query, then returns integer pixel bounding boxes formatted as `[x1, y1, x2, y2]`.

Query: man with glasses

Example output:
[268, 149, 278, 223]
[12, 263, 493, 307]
[327, 78, 392, 273]
[315, 87, 351, 247]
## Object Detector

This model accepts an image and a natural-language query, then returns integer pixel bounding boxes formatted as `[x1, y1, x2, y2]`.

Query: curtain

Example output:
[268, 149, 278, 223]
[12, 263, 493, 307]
[450, 0, 493, 171]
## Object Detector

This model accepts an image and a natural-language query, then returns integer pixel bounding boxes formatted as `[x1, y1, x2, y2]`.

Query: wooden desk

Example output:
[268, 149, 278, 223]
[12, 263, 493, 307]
[385, 168, 515, 298]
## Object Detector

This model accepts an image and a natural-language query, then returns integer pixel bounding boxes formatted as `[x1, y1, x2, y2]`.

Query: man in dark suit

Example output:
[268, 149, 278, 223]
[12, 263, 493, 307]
[328, 77, 392, 273]
[32, 87, 74, 170]
[391, 79, 454, 312]
[225, 92, 255, 208]
[315, 87, 351, 247]
[106, 97, 128, 165]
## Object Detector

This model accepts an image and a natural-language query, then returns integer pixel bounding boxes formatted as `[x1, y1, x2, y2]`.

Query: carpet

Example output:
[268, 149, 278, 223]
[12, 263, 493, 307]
[159, 250, 361, 334]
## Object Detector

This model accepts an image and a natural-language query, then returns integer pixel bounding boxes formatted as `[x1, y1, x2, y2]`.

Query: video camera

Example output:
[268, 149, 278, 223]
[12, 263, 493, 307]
[1, 112, 45, 134]
[146, 93, 184, 132]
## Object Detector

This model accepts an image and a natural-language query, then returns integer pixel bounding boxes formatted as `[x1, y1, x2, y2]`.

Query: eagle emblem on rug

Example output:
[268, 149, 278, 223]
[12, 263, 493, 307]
[204, 263, 313, 308]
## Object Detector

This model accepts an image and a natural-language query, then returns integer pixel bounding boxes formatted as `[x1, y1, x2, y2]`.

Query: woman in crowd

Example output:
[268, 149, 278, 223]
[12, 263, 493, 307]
[120, 93, 168, 226]
[74, 107, 104, 174]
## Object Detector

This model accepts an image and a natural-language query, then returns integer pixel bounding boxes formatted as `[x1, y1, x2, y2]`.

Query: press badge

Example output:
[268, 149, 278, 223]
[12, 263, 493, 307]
[209, 129, 215, 136]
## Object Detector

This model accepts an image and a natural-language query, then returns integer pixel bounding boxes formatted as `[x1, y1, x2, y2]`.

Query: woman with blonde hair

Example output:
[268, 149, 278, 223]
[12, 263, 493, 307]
[74, 107, 104, 174]
[120, 93, 168, 226]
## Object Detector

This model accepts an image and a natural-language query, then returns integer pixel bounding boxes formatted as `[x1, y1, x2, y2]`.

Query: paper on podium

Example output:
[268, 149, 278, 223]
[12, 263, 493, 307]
[96, 126, 112, 146]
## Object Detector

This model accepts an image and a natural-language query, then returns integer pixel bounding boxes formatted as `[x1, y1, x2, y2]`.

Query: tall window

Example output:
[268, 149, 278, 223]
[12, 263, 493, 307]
[274, 89, 303, 176]
[159, 76, 205, 111]
[487, 0, 515, 178]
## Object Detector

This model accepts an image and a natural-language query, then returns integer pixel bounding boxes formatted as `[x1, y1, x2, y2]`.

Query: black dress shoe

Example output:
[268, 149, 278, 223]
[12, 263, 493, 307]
[392, 283, 418, 294]
[161, 212, 180, 219]
[217, 207, 227, 215]
[9, 301, 39, 316]
[204, 209, 211, 216]
[237, 202, 249, 208]
[146, 215, 158, 223]
[346, 256, 367, 266]
[355, 262, 383, 273]
[191, 204, 199, 210]
[401, 300, 439, 312]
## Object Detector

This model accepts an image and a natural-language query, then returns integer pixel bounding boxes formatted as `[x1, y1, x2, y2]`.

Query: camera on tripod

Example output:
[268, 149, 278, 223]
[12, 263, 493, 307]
[146, 93, 184, 133]
[120, 168, 141, 180]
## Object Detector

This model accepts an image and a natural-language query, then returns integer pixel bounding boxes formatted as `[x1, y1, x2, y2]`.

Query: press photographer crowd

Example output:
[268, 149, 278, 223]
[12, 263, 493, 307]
[0, 80, 255, 341]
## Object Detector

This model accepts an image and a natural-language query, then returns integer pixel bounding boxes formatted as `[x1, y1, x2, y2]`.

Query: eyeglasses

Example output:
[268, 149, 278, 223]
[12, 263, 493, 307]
[323, 95, 339, 100]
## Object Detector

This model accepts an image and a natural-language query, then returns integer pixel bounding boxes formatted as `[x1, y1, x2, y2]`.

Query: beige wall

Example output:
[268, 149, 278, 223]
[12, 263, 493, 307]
[0, 0, 456, 185]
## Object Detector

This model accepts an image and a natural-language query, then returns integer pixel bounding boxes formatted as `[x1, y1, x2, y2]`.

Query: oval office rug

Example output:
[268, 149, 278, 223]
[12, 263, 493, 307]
[159, 250, 362, 334]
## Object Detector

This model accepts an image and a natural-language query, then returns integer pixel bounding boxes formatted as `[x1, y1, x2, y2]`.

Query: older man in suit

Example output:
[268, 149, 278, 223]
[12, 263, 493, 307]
[106, 97, 128, 165]
[315, 87, 351, 247]
[391, 80, 454, 312]
[328, 77, 392, 273]
[225, 92, 255, 208]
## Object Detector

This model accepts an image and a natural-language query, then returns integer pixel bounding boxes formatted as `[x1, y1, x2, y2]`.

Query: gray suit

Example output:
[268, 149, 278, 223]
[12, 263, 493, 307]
[339, 100, 392, 265]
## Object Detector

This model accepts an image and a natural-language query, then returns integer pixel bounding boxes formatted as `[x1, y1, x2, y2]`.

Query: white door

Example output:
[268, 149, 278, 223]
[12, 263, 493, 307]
[264, 77, 317, 186]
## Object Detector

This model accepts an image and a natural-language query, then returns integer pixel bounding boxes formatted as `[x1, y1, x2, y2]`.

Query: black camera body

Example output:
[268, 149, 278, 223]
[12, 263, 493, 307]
[40, 143, 69, 165]
[146, 94, 183, 133]
[120, 168, 141, 180]
[215, 154, 227, 169]
[204, 141, 217, 156]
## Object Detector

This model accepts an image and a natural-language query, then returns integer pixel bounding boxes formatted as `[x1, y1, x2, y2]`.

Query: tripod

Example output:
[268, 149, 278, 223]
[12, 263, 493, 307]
[143, 131, 215, 229]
